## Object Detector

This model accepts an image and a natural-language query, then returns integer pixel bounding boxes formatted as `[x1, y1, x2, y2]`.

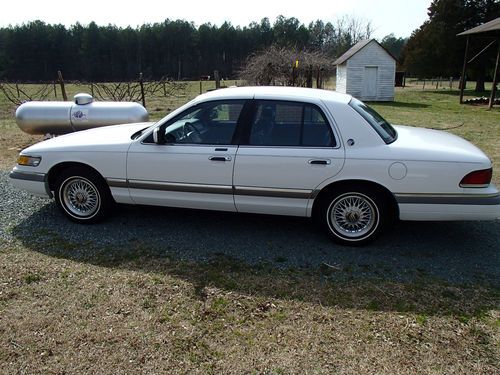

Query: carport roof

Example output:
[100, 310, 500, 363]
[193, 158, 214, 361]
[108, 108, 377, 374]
[457, 17, 500, 37]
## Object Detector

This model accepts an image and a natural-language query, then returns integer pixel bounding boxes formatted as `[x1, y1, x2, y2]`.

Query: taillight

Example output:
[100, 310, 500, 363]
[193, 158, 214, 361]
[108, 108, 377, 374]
[459, 168, 492, 188]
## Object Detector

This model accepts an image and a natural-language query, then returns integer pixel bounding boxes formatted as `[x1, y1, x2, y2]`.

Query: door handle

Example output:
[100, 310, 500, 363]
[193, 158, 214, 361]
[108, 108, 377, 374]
[209, 156, 231, 162]
[308, 159, 331, 165]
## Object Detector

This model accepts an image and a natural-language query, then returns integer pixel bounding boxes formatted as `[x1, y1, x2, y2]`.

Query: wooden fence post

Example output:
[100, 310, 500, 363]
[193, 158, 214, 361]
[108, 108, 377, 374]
[306, 66, 313, 88]
[139, 73, 146, 107]
[90, 83, 94, 97]
[57, 71, 67, 101]
[16, 83, 20, 97]
[214, 70, 220, 89]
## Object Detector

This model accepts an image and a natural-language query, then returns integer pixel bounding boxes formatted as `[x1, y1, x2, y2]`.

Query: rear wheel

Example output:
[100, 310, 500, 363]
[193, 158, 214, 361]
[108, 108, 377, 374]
[55, 167, 113, 223]
[316, 186, 389, 245]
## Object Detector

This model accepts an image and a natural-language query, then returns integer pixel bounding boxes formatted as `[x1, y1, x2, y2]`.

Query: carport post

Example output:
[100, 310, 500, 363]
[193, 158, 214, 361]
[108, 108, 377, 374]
[459, 36, 469, 104]
[488, 40, 500, 110]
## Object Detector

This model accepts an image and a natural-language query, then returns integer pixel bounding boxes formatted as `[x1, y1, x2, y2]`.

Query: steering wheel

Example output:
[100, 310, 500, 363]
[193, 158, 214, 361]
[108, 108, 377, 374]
[183, 121, 202, 143]
[184, 121, 201, 136]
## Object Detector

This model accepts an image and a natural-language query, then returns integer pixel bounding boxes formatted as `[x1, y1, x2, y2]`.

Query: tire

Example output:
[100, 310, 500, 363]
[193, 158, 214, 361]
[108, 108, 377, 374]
[54, 167, 113, 223]
[316, 185, 389, 246]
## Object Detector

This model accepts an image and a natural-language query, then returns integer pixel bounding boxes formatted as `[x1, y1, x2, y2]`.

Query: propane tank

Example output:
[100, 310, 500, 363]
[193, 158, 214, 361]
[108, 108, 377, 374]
[15, 93, 149, 135]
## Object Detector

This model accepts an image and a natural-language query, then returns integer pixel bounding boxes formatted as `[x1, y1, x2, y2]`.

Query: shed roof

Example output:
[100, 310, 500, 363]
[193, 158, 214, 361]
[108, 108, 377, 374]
[457, 17, 500, 37]
[333, 39, 397, 65]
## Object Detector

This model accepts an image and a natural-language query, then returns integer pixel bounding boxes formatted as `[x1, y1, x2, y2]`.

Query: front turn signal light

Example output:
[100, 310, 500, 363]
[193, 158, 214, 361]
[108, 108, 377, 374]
[17, 155, 41, 167]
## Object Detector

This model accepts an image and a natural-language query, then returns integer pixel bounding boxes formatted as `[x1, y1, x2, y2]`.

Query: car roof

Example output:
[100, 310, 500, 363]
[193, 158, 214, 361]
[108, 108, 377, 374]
[195, 86, 353, 104]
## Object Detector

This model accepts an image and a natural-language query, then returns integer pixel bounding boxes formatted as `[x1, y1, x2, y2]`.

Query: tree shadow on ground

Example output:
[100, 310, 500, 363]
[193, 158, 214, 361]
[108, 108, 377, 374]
[11, 202, 500, 317]
[367, 101, 429, 109]
[423, 89, 491, 97]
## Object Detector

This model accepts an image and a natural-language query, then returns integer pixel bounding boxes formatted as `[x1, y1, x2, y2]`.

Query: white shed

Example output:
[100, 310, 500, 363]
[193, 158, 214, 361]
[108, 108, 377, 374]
[334, 39, 396, 101]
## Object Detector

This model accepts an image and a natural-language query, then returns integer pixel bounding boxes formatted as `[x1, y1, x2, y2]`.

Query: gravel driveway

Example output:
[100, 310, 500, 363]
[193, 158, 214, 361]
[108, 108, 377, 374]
[1, 171, 499, 286]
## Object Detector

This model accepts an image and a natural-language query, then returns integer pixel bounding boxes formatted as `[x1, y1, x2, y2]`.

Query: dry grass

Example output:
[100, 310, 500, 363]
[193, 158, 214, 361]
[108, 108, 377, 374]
[0, 82, 499, 374]
[1, 244, 498, 374]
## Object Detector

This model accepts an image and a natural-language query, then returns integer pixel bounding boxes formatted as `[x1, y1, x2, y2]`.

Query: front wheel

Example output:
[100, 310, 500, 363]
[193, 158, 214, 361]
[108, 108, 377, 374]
[55, 167, 113, 223]
[317, 187, 388, 245]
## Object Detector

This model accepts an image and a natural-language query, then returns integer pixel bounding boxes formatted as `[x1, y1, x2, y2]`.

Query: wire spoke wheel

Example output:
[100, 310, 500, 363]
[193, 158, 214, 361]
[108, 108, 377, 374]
[327, 192, 380, 242]
[61, 177, 100, 218]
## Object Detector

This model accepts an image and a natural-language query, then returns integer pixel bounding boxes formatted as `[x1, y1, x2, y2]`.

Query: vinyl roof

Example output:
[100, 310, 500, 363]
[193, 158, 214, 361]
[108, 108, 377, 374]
[457, 17, 500, 36]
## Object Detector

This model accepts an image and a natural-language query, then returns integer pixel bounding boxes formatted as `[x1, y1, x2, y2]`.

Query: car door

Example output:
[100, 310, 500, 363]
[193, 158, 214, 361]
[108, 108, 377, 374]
[233, 100, 345, 216]
[127, 100, 247, 212]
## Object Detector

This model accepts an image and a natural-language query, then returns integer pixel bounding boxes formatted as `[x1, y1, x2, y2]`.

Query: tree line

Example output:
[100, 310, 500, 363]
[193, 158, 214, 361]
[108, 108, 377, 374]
[2, 0, 496, 87]
[0, 16, 383, 82]
[402, 0, 500, 91]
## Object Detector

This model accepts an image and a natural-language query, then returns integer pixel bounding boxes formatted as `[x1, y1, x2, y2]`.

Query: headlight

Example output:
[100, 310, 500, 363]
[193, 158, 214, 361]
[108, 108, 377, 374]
[17, 155, 41, 167]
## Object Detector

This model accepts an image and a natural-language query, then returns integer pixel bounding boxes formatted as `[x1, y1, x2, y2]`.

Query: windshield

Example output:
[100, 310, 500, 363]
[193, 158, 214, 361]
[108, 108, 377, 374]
[349, 98, 397, 144]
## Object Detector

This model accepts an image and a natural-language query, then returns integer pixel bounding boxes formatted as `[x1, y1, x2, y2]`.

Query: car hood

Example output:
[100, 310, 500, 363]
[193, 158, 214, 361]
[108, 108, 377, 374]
[389, 125, 491, 165]
[21, 122, 155, 153]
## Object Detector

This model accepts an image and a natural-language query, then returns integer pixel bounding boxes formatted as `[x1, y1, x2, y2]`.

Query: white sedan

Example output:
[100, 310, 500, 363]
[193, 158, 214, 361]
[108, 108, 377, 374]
[9, 87, 500, 245]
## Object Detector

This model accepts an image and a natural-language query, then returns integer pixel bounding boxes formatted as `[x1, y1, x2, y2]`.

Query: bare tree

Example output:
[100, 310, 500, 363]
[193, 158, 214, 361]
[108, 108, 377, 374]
[323, 15, 373, 57]
[239, 46, 335, 87]
[88, 78, 188, 102]
[0, 83, 51, 105]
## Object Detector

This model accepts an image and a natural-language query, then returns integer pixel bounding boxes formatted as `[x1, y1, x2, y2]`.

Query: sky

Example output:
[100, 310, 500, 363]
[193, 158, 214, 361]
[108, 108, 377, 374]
[0, 0, 431, 39]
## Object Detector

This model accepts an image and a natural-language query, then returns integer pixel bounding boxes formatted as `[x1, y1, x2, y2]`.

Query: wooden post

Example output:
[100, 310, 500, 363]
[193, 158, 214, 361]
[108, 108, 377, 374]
[16, 83, 20, 97]
[423, 79, 426, 90]
[459, 36, 470, 104]
[53, 82, 57, 98]
[90, 83, 94, 97]
[435, 78, 439, 90]
[306, 66, 313, 88]
[214, 70, 220, 89]
[57, 71, 67, 101]
[488, 40, 500, 110]
[139, 72, 146, 107]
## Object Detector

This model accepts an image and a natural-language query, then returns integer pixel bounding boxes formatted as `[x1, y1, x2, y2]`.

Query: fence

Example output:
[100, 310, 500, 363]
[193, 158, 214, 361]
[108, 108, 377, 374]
[405, 77, 461, 90]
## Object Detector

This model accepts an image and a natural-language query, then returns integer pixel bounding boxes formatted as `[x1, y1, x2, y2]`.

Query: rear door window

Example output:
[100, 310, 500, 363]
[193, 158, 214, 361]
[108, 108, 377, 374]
[248, 101, 335, 147]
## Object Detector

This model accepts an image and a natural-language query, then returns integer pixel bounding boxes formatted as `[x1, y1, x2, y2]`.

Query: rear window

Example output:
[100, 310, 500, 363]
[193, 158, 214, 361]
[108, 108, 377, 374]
[349, 98, 397, 144]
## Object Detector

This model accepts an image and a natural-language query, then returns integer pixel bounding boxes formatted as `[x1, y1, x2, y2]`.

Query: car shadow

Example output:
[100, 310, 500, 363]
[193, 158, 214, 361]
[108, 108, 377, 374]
[11, 201, 500, 316]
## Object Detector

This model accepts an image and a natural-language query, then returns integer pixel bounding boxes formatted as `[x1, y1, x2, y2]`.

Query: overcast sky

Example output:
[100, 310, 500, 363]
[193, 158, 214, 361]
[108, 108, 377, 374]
[0, 0, 431, 39]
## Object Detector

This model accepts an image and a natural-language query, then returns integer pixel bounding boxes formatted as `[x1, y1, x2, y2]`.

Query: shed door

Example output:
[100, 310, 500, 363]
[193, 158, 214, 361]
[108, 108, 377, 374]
[363, 67, 378, 98]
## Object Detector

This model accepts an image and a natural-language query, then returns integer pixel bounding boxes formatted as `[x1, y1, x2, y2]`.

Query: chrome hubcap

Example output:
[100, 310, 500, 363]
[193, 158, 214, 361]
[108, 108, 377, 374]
[62, 177, 99, 218]
[329, 194, 376, 238]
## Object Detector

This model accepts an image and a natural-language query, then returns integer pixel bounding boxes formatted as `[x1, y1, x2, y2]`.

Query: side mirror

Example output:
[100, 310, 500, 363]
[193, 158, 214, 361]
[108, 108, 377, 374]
[153, 126, 165, 145]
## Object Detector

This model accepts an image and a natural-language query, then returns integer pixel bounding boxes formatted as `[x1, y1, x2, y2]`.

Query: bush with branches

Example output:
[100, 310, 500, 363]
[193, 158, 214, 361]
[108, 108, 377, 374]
[239, 46, 335, 87]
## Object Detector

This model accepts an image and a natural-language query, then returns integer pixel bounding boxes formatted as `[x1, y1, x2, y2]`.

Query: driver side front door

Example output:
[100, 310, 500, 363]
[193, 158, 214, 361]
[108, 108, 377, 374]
[126, 100, 247, 212]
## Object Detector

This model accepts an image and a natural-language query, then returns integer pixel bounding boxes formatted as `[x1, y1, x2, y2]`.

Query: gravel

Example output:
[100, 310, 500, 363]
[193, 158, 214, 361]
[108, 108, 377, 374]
[1, 170, 499, 286]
